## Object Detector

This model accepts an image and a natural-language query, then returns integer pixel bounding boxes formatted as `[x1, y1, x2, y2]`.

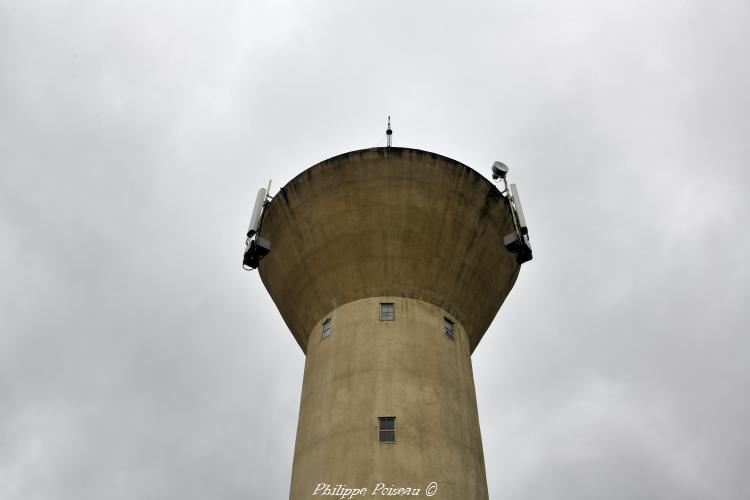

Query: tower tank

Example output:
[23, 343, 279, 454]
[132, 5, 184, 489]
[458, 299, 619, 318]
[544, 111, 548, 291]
[245, 147, 531, 499]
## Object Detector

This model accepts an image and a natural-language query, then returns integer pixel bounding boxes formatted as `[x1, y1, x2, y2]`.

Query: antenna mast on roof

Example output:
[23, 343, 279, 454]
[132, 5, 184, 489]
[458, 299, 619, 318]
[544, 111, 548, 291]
[386, 116, 392, 148]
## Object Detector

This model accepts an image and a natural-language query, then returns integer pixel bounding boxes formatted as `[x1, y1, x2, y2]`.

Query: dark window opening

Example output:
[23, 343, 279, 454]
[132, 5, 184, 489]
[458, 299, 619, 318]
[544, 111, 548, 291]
[380, 303, 395, 321]
[444, 317, 454, 340]
[322, 318, 331, 339]
[379, 416, 396, 443]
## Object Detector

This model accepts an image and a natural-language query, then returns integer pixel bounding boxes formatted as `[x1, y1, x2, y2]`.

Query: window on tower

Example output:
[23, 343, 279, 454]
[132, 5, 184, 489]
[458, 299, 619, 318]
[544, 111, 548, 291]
[380, 303, 395, 321]
[378, 417, 396, 443]
[444, 317, 454, 340]
[322, 318, 331, 339]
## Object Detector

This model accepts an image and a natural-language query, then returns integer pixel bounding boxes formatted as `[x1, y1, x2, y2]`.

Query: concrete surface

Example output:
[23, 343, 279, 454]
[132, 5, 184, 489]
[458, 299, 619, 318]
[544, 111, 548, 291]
[290, 297, 488, 500]
[256, 147, 522, 499]
[258, 147, 520, 353]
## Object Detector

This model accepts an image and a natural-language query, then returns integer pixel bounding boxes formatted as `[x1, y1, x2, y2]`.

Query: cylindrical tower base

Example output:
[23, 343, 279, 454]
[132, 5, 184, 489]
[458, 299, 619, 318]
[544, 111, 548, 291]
[290, 297, 488, 500]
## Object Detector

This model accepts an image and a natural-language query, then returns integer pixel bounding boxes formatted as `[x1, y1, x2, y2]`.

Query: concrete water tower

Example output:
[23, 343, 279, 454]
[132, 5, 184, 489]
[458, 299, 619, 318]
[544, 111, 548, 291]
[243, 145, 531, 499]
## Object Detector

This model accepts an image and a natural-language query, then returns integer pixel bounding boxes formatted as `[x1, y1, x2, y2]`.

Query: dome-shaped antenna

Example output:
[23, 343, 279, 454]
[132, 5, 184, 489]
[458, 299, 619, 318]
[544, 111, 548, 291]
[491, 161, 509, 180]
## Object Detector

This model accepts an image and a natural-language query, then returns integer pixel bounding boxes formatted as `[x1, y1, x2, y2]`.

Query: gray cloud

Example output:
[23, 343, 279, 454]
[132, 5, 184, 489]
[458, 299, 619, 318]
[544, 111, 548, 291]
[1, 1, 749, 499]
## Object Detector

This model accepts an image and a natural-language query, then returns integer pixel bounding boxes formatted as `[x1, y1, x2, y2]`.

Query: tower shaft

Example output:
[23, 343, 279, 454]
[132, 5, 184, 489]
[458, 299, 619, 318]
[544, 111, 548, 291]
[291, 297, 487, 499]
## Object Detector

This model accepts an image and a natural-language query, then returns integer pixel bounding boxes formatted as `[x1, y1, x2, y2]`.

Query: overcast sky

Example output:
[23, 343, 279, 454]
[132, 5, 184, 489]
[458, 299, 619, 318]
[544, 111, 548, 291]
[1, 1, 749, 499]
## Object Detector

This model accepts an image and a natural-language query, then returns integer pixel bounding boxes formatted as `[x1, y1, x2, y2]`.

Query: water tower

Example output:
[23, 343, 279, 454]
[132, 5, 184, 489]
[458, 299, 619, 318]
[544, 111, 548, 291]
[243, 145, 531, 499]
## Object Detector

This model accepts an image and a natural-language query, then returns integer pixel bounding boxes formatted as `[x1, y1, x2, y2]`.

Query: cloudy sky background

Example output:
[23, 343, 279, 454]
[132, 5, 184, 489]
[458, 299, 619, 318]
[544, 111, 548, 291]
[2, 1, 749, 499]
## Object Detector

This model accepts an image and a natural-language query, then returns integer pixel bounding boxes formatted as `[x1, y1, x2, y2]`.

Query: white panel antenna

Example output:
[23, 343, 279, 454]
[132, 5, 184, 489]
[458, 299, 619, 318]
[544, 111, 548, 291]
[509, 183, 528, 236]
[247, 187, 267, 237]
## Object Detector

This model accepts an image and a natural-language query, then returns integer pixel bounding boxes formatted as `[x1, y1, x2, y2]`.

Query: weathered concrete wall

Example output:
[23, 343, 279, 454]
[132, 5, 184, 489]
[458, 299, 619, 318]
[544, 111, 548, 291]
[256, 147, 522, 498]
[290, 297, 488, 500]
[258, 147, 520, 353]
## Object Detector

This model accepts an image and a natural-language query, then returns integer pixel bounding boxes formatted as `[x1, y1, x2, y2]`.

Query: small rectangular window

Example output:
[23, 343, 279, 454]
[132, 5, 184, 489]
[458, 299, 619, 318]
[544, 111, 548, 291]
[444, 318, 454, 340]
[380, 303, 395, 321]
[322, 318, 331, 339]
[378, 417, 396, 443]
